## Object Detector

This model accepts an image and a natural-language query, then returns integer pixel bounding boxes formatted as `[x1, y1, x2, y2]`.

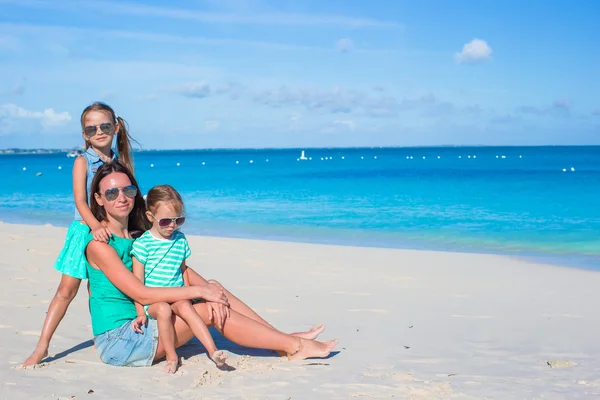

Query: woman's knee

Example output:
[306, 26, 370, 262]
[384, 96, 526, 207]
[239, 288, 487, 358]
[208, 279, 230, 294]
[207, 279, 222, 287]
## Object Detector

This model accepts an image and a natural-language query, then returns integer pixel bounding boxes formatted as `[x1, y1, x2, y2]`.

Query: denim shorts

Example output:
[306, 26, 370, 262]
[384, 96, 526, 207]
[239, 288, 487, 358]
[94, 319, 159, 367]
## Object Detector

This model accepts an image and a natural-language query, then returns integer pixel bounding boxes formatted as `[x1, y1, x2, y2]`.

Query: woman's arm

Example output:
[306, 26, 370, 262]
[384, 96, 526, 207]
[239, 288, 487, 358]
[132, 257, 148, 314]
[87, 241, 229, 306]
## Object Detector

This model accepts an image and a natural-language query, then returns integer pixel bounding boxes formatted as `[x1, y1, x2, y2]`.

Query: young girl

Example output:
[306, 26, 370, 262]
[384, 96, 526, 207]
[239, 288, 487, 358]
[22, 102, 138, 367]
[131, 185, 228, 374]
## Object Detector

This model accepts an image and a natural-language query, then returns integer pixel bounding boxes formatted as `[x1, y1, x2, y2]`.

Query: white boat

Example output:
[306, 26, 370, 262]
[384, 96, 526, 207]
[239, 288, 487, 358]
[66, 149, 82, 158]
[299, 150, 308, 160]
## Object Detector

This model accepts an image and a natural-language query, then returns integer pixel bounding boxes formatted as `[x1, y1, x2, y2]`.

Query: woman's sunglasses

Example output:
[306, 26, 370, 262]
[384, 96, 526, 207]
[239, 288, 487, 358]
[102, 185, 138, 201]
[84, 122, 115, 137]
[148, 212, 186, 228]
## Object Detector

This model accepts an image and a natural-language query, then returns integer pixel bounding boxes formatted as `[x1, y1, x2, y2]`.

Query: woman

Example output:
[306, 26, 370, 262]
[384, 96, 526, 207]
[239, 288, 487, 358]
[84, 161, 337, 367]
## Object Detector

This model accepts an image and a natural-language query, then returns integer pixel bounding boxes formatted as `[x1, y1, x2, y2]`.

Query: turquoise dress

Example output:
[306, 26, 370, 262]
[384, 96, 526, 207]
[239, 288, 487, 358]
[54, 148, 117, 279]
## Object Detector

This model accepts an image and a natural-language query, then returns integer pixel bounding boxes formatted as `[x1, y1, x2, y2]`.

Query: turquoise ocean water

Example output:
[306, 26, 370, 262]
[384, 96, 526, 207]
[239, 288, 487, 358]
[1, 146, 599, 269]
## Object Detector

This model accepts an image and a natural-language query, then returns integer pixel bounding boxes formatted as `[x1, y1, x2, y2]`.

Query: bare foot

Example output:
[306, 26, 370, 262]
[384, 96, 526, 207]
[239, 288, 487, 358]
[23, 345, 49, 367]
[287, 338, 338, 361]
[163, 358, 179, 374]
[291, 324, 326, 340]
[210, 350, 228, 368]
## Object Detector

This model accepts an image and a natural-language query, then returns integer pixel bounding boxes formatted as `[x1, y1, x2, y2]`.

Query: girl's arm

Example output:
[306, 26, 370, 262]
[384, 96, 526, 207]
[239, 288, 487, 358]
[132, 257, 147, 315]
[86, 241, 229, 306]
[180, 238, 195, 287]
[181, 261, 190, 287]
[73, 156, 110, 241]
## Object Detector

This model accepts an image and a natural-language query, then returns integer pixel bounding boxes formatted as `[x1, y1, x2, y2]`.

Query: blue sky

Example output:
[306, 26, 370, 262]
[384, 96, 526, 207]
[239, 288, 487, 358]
[0, 0, 598, 149]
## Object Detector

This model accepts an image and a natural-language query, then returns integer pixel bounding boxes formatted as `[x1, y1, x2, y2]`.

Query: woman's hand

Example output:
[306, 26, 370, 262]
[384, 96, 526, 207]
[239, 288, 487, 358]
[207, 301, 230, 330]
[196, 282, 229, 306]
[91, 226, 111, 242]
[131, 315, 147, 333]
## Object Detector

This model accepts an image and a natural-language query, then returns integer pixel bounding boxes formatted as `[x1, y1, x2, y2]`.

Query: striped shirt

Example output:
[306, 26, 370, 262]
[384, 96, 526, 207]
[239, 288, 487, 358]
[130, 230, 191, 288]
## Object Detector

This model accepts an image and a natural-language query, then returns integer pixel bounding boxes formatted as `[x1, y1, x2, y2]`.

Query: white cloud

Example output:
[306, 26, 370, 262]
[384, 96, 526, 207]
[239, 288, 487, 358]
[0, 22, 330, 53]
[253, 86, 361, 114]
[454, 39, 493, 64]
[336, 38, 354, 53]
[0, 0, 402, 29]
[0, 103, 72, 130]
[516, 99, 572, 117]
[171, 81, 245, 100]
[174, 82, 212, 98]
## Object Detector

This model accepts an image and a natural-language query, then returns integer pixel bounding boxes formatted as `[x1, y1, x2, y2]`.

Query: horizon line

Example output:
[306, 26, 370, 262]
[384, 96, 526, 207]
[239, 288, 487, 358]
[2, 144, 600, 153]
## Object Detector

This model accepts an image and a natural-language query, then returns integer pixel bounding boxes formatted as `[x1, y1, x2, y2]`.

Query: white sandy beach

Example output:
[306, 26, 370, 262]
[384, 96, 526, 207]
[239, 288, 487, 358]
[2, 221, 600, 399]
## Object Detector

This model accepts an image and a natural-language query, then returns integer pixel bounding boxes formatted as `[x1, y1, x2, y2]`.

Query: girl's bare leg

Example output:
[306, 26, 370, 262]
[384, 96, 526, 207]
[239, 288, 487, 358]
[171, 300, 228, 367]
[208, 280, 325, 340]
[154, 302, 337, 362]
[148, 302, 178, 374]
[23, 275, 82, 367]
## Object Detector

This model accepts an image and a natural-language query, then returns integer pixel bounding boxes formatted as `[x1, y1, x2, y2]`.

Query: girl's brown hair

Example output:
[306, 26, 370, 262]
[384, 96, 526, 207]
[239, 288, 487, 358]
[145, 185, 185, 215]
[89, 161, 150, 237]
[80, 102, 138, 174]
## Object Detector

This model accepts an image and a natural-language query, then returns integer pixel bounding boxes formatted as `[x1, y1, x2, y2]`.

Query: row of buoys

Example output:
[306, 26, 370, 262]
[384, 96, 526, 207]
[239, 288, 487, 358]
[17, 161, 578, 175]
[140, 154, 527, 166]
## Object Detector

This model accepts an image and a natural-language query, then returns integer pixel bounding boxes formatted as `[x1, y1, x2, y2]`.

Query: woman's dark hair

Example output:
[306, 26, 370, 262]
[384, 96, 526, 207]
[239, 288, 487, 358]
[89, 161, 150, 237]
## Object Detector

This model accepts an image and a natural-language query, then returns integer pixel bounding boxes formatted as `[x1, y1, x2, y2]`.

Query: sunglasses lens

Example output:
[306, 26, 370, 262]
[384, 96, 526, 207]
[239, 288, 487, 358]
[84, 126, 96, 137]
[104, 188, 119, 201]
[122, 185, 138, 199]
[100, 122, 115, 134]
[158, 218, 173, 227]
[157, 216, 185, 227]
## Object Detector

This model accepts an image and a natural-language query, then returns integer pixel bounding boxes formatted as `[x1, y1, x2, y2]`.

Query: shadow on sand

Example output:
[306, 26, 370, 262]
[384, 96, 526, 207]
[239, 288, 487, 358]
[41, 328, 339, 367]
[42, 339, 95, 363]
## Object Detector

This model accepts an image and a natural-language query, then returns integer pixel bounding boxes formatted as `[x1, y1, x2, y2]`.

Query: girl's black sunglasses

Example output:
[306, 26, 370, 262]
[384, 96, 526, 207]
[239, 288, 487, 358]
[84, 122, 115, 137]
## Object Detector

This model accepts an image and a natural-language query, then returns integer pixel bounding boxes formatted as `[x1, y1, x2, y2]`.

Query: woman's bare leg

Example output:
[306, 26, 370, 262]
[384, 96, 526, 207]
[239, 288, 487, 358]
[154, 302, 337, 362]
[171, 300, 228, 367]
[23, 275, 82, 367]
[148, 302, 179, 374]
[208, 280, 325, 340]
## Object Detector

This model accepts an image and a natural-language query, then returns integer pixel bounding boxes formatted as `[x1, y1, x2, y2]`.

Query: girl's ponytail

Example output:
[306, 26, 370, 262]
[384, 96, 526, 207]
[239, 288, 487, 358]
[115, 116, 138, 175]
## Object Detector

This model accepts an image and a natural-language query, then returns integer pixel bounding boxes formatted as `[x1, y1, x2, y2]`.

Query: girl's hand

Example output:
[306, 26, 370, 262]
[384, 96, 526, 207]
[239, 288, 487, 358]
[92, 227, 111, 242]
[131, 315, 147, 333]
